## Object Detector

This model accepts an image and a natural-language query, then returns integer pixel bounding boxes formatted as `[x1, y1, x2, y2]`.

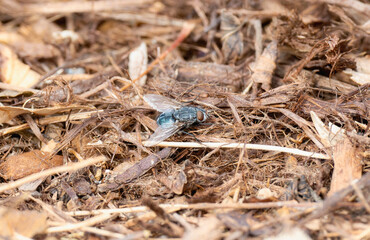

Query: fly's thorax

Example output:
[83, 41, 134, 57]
[157, 110, 176, 128]
[172, 106, 198, 124]
[172, 106, 207, 124]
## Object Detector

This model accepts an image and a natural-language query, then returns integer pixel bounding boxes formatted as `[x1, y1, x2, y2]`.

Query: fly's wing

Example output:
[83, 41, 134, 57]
[144, 125, 181, 146]
[143, 94, 182, 112]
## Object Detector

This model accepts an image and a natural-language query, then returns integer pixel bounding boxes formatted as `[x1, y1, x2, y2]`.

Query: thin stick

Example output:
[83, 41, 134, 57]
[67, 201, 318, 217]
[80, 227, 128, 239]
[119, 22, 195, 92]
[142, 141, 330, 159]
[0, 156, 106, 193]
[218, 9, 286, 17]
[0, 110, 104, 136]
[24, 0, 153, 14]
[47, 213, 112, 233]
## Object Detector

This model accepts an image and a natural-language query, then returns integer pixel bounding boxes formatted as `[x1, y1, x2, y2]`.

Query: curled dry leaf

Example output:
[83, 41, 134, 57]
[0, 150, 63, 180]
[221, 11, 243, 63]
[129, 42, 148, 86]
[0, 207, 47, 238]
[251, 40, 278, 92]
[0, 43, 40, 88]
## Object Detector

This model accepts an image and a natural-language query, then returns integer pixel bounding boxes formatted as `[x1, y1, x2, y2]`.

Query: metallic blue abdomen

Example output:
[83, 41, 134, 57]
[157, 110, 176, 128]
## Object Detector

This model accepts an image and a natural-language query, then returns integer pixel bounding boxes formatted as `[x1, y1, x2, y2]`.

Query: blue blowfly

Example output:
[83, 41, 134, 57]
[143, 94, 208, 146]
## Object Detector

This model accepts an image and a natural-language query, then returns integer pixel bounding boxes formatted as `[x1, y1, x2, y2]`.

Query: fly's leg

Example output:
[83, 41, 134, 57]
[179, 130, 205, 145]
[198, 122, 213, 126]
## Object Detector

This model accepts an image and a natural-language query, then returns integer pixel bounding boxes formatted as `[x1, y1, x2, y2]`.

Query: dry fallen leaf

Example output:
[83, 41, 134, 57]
[129, 42, 148, 86]
[311, 111, 362, 195]
[265, 227, 311, 240]
[0, 207, 47, 238]
[344, 69, 370, 85]
[159, 169, 187, 194]
[0, 43, 40, 88]
[221, 10, 243, 63]
[183, 217, 223, 240]
[0, 150, 63, 180]
[355, 55, 370, 74]
[0, 27, 60, 59]
[8, 18, 61, 58]
[251, 40, 278, 92]
[256, 187, 278, 200]
[343, 55, 370, 85]
[18, 178, 46, 192]
[310, 111, 346, 147]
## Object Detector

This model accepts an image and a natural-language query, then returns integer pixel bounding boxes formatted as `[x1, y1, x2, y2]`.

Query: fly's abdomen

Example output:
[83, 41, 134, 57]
[157, 110, 176, 128]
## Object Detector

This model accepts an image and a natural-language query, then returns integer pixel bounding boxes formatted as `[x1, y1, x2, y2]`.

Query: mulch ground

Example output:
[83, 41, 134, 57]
[0, 0, 369, 239]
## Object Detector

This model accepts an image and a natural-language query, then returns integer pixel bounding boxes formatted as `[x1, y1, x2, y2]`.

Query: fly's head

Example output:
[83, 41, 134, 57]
[196, 108, 208, 123]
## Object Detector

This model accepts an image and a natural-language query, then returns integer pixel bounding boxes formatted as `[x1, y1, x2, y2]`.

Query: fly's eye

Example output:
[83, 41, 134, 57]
[197, 111, 205, 121]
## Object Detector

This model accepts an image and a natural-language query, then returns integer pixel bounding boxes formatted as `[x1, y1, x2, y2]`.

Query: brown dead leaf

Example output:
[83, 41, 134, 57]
[159, 169, 187, 194]
[251, 41, 278, 92]
[18, 178, 46, 192]
[0, 150, 63, 180]
[0, 43, 40, 88]
[98, 148, 172, 192]
[0, 207, 47, 238]
[221, 11, 243, 63]
[72, 178, 92, 195]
